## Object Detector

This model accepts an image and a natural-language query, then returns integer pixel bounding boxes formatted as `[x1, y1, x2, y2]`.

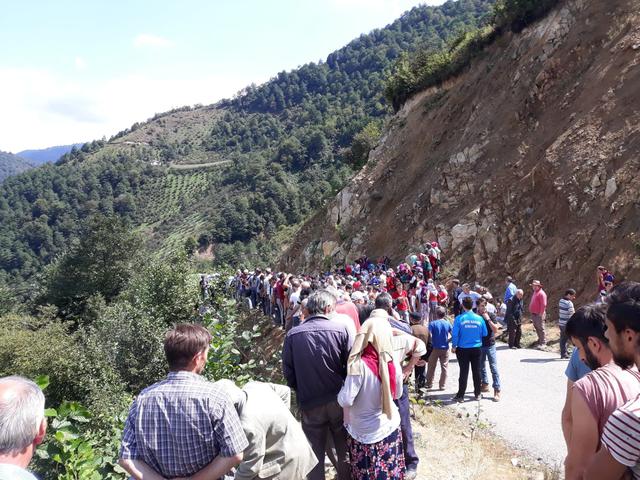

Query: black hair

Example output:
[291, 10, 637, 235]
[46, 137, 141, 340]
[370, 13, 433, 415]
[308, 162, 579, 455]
[375, 292, 393, 311]
[606, 282, 640, 334]
[565, 303, 608, 347]
[461, 297, 473, 310]
[564, 289, 576, 296]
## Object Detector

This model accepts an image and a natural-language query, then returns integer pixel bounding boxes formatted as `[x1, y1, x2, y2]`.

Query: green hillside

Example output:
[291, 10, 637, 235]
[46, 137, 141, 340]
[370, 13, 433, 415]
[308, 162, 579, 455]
[0, 0, 494, 286]
[0, 151, 33, 183]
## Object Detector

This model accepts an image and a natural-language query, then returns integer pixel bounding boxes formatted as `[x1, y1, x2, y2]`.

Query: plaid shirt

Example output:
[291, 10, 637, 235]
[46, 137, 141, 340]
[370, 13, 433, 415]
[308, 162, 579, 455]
[120, 371, 248, 478]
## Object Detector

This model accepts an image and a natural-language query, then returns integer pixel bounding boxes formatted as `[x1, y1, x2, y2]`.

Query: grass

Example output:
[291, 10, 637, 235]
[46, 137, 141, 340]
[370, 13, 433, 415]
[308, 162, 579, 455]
[411, 403, 560, 479]
[496, 319, 562, 353]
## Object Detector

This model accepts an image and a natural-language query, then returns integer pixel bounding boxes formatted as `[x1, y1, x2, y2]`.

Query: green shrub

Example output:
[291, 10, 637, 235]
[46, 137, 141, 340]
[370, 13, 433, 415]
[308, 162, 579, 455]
[492, 0, 561, 33]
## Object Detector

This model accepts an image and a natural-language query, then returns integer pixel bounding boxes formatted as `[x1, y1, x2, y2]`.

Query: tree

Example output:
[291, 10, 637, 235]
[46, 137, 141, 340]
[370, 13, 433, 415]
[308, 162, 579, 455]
[40, 215, 141, 320]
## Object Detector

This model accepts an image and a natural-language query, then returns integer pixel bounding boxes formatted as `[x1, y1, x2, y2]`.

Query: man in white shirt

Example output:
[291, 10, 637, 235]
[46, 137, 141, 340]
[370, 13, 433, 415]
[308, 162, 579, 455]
[457, 283, 482, 311]
[0, 376, 48, 480]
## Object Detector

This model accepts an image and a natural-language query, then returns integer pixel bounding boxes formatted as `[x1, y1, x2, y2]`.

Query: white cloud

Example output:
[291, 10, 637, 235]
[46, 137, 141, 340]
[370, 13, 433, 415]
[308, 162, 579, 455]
[74, 56, 87, 70]
[0, 67, 256, 152]
[133, 33, 174, 48]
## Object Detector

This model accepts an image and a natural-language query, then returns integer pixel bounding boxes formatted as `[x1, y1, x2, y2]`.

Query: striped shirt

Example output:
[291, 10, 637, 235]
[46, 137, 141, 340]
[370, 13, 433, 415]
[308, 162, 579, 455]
[573, 363, 640, 438]
[602, 395, 640, 479]
[120, 371, 248, 478]
[558, 298, 575, 327]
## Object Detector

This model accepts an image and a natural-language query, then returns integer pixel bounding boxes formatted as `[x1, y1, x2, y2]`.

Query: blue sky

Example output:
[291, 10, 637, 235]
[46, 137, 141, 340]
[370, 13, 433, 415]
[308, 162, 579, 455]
[0, 0, 444, 152]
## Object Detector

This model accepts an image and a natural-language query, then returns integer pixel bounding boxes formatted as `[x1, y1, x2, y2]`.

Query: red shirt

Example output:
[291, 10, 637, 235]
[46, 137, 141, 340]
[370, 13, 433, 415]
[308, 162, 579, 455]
[391, 290, 409, 311]
[274, 281, 285, 301]
[336, 301, 361, 332]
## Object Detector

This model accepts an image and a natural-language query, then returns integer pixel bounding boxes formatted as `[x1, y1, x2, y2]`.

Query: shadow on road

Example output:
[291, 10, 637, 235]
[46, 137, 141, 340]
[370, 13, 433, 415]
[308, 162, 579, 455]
[520, 358, 567, 364]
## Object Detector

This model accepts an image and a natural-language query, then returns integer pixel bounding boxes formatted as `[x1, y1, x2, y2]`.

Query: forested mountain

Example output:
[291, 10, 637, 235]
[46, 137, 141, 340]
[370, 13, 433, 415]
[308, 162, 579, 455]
[18, 143, 84, 166]
[0, 0, 494, 286]
[0, 151, 33, 183]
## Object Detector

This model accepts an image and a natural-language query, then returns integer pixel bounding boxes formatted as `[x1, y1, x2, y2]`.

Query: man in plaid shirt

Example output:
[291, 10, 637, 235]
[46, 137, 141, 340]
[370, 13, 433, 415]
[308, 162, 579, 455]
[119, 324, 248, 480]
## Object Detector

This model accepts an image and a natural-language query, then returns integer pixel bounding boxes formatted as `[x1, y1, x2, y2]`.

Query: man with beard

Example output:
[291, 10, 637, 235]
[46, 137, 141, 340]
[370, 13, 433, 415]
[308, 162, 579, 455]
[563, 304, 640, 480]
[119, 324, 248, 480]
[585, 282, 640, 480]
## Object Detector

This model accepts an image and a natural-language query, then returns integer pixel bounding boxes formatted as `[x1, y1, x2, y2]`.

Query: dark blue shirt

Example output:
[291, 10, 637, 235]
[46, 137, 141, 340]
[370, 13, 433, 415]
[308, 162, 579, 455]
[282, 315, 350, 410]
[429, 319, 452, 349]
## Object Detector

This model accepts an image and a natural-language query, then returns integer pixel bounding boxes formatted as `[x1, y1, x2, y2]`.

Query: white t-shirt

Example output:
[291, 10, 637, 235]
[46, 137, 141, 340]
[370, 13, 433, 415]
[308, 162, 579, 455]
[0, 464, 38, 480]
[458, 291, 482, 308]
[602, 394, 640, 479]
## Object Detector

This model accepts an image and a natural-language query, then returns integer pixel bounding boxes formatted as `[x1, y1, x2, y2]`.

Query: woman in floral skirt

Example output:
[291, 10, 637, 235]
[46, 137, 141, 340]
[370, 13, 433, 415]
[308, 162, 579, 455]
[338, 316, 405, 479]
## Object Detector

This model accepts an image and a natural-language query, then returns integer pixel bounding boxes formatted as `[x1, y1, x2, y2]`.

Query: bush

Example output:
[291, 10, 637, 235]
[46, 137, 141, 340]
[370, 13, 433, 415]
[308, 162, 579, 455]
[492, 0, 561, 33]
[0, 314, 128, 415]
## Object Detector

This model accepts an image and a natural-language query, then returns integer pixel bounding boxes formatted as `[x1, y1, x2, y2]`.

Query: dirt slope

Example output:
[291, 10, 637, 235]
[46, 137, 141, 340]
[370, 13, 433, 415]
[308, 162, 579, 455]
[283, 0, 640, 304]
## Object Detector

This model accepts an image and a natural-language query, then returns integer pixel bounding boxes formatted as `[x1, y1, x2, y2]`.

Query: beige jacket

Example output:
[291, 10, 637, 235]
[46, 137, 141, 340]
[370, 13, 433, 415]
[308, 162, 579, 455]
[235, 382, 317, 480]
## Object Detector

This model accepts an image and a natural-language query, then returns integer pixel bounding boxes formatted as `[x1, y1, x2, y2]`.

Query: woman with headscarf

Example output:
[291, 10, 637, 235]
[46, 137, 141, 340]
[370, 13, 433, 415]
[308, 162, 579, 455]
[337, 317, 405, 479]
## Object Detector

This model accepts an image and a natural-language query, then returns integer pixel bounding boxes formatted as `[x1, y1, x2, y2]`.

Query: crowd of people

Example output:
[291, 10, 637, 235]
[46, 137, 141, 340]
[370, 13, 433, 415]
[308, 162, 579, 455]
[3, 241, 638, 480]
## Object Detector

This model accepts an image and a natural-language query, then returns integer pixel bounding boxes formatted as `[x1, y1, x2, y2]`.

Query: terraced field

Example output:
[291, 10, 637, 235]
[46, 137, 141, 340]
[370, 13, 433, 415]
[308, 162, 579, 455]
[137, 170, 220, 251]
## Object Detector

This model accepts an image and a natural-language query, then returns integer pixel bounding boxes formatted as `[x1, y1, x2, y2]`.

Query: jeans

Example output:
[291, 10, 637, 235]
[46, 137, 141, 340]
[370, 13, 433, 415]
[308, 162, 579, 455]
[301, 400, 350, 480]
[455, 347, 482, 397]
[481, 344, 501, 391]
[394, 384, 419, 471]
[559, 325, 570, 357]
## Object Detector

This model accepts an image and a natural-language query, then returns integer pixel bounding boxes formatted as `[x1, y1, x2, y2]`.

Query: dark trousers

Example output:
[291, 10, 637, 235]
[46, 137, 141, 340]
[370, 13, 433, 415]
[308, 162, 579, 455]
[560, 325, 569, 357]
[507, 319, 522, 348]
[455, 347, 482, 397]
[395, 384, 419, 471]
[301, 400, 350, 480]
[414, 351, 430, 392]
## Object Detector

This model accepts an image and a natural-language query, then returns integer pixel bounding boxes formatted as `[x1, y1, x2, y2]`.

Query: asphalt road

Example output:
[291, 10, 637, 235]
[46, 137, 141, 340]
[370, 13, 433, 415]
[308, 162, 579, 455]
[424, 342, 568, 467]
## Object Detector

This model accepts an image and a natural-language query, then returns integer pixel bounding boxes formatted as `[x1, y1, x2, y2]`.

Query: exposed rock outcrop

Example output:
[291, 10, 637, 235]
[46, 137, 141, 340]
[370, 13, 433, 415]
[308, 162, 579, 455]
[282, 0, 640, 302]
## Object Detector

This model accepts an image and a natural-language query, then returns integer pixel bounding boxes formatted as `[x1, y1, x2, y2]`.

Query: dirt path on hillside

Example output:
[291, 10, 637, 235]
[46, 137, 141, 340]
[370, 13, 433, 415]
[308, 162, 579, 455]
[421, 342, 567, 468]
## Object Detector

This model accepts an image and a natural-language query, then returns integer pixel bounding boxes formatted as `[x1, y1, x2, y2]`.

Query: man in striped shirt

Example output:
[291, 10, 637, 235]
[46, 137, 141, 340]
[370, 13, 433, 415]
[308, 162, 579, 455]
[558, 289, 576, 359]
[585, 282, 640, 480]
[563, 304, 640, 480]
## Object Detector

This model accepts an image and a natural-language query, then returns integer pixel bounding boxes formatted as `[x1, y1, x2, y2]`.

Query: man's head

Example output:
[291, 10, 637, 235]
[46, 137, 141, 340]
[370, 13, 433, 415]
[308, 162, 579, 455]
[435, 306, 447, 319]
[461, 297, 473, 311]
[291, 279, 301, 290]
[394, 281, 403, 292]
[506, 276, 513, 285]
[531, 280, 542, 291]
[351, 291, 366, 304]
[564, 288, 576, 300]
[0, 376, 47, 467]
[565, 303, 610, 370]
[515, 289, 524, 299]
[306, 290, 337, 316]
[164, 324, 212, 373]
[605, 282, 640, 369]
[462, 283, 470, 293]
[477, 297, 487, 314]
[452, 279, 460, 287]
[409, 312, 422, 325]
[375, 292, 394, 313]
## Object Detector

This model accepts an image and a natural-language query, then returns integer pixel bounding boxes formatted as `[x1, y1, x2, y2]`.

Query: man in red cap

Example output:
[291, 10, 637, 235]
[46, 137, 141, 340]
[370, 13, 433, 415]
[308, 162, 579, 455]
[529, 280, 548, 347]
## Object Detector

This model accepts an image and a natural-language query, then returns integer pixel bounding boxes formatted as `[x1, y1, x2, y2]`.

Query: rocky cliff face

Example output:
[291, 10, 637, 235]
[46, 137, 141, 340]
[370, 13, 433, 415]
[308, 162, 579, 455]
[283, 0, 640, 300]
